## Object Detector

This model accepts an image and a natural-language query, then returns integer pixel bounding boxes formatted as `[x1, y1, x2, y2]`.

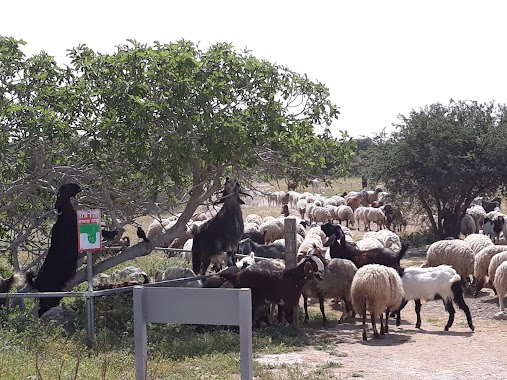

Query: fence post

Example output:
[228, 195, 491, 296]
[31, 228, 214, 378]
[284, 216, 298, 327]
[238, 288, 253, 379]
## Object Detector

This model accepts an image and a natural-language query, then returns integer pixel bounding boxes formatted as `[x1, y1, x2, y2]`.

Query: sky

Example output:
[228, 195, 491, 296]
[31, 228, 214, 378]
[3, 0, 507, 139]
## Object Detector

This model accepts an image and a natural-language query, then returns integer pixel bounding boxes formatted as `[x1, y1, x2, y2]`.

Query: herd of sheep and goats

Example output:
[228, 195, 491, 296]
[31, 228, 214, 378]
[0, 177, 506, 341]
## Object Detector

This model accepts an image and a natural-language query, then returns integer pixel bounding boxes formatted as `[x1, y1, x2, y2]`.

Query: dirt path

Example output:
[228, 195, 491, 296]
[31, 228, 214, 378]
[256, 253, 507, 379]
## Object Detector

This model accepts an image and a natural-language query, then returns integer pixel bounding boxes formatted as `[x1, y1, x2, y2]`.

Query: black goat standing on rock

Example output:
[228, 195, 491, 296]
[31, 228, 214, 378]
[26, 183, 82, 317]
[191, 176, 251, 275]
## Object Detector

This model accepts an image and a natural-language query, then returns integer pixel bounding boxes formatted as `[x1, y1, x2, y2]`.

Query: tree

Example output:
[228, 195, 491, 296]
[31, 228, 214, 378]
[363, 100, 507, 238]
[0, 37, 353, 286]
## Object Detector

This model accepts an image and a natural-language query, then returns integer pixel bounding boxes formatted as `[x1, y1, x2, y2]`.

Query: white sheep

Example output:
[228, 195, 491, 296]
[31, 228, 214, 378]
[245, 214, 263, 226]
[305, 203, 317, 222]
[351, 264, 404, 341]
[473, 245, 507, 295]
[153, 267, 202, 287]
[259, 218, 284, 243]
[466, 205, 486, 231]
[236, 252, 256, 269]
[243, 222, 259, 234]
[354, 206, 367, 231]
[336, 205, 355, 228]
[312, 206, 332, 224]
[296, 199, 307, 220]
[488, 251, 507, 290]
[395, 265, 474, 331]
[364, 207, 386, 231]
[424, 240, 475, 283]
[464, 233, 494, 255]
[363, 229, 402, 253]
[355, 237, 384, 251]
[493, 260, 507, 311]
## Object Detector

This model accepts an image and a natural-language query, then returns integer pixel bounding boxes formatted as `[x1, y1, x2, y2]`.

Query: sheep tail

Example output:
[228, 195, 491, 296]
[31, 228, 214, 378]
[449, 274, 461, 283]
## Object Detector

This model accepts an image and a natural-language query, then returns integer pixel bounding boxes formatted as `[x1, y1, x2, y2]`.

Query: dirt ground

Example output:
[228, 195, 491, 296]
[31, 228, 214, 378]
[256, 252, 507, 380]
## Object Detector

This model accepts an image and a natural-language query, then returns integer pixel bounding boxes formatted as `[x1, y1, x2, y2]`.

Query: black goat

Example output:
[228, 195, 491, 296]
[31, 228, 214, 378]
[242, 230, 266, 245]
[191, 176, 250, 275]
[321, 222, 408, 269]
[237, 238, 285, 259]
[220, 255, 325, 325]
[482, 197, 501, 213]
[26, 183, 82, 317]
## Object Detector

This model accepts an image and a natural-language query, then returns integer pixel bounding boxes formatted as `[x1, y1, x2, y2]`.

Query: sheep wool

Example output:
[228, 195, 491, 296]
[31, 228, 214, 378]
[425, 239, 475, 280]
[464, 233, 494, 255]
[488, 251, 507, 285]
[245, 214, 263, 226]
[474, 245, 507, 294]
[493, 260, 507, 311]
[351, 264, 404, 329]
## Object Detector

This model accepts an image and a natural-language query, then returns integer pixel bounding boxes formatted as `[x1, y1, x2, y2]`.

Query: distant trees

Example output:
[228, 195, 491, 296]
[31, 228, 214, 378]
[363, 100, 507, 238]
[0, 36, 353, 283]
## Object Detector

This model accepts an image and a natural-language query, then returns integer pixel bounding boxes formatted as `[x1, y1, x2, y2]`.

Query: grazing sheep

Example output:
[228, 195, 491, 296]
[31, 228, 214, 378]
[364, 207, 387, 231]
[355, 238, 384, 251]
[354, 206, 367, 231]
[26, 183, 82, 317]
[153, 267, 202, 287]
[493, 261, 507, 311]
[312, 206, 332, 224]
[488, 251, 507, 291]
[259, 218, 284, 244]
[0, 273, 24, 307]
[245, 214, 262, 226]
[191, 176, 249, 274]
[351, 264, 404, 341]
[321, 223, 407, 269]
[424, 240, 475, 284]
[395, 265, 474, 331]
[464, 233, 494, 255]
[474, 245, 507, 295]
[302, 246, 358, 325]
[363, 229, 402, 253]
[466, 205, 486, 231]
[336, 205, 355, 227]
[296, 199, 307, 220]
[460, 214, 478, 236]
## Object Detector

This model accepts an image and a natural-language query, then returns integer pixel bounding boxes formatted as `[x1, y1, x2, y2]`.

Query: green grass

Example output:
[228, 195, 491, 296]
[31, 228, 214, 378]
[0, 295, 338, 379]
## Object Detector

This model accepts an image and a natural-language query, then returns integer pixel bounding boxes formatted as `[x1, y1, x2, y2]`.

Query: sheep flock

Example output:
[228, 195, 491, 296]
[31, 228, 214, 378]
[3, 183, 507, 346]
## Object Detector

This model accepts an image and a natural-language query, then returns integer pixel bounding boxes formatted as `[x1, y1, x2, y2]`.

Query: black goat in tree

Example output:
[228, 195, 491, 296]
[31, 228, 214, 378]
[26, 183, 82, 317]
[132, 222, 149, 243]
[191, 176, 251, 275]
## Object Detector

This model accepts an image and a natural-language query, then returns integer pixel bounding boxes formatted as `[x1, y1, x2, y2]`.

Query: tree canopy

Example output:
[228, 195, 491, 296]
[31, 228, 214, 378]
[0, 36, 353, 283]
[363, 100, 507, 237]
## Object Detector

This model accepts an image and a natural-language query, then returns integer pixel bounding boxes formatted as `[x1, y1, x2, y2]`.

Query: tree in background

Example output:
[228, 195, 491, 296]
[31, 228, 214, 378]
[0, 37, 353, 285]
[363, 100, 507, 238]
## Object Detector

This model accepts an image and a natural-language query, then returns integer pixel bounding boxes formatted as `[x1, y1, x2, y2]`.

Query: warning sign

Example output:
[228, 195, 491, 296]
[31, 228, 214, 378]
[77, 209, 102, 252]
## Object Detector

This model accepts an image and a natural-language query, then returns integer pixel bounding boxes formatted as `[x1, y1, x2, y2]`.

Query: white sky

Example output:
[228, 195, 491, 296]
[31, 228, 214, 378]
[3, 0, 507, 138]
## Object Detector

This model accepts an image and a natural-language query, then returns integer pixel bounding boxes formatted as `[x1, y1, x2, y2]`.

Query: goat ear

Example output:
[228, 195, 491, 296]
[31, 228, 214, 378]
[323, 233, 336, 247]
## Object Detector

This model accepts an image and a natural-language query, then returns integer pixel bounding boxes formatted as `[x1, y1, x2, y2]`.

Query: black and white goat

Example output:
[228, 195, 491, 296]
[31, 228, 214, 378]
[394, 265, 474, 332]
[237, 238, 285, 259]
[26, 183, 82, 317]
[191, 176, 250, 275]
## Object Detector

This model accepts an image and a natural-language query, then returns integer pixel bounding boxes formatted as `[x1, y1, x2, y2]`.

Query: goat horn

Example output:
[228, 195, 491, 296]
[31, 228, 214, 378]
[240, 191, 253, 198]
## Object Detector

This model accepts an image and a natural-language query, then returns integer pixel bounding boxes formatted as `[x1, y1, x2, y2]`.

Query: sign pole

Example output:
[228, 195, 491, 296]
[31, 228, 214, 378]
[86, 250, 95, 347]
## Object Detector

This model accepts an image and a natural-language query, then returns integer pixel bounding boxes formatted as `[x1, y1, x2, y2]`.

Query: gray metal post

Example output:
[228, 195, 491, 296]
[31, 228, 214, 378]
[86, 251, 95, 345]
[284, 216, 298, 326]
[134, 286, 148, 380]
[238, 288, 253, 380]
